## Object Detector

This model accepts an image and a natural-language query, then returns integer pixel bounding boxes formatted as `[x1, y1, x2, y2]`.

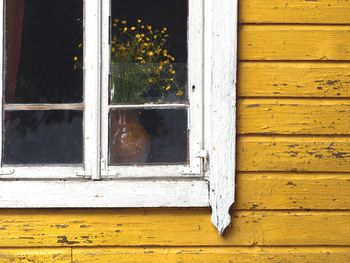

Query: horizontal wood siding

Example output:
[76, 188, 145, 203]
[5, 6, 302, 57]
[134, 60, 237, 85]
[238, 62, 350, 98]
[72, 247, 350, 262]
[0, 210, 349, 246]
[239, 25, 350, 61]
[239, 0, 350, 24]
[1, 0, 350, 261]
[0, 249, 71, 263]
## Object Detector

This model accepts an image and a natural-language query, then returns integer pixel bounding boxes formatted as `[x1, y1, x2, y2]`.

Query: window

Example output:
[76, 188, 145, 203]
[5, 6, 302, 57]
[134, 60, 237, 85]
[0, 0, 237, 234]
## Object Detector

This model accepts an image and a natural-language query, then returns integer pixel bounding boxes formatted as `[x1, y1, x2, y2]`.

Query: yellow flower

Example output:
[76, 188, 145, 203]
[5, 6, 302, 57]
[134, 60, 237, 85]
[147, 25, 152, 30]
[148, 78, 153, 83]
[158, 64, 163, 70]
[137, 19, 142, 23]
[123, 27, 128, 32]
[165, 85, 171, 91]
[136, 57, 143, 60]
[170, 70, 176, 75]
[163, 49, 168, 56]
[111, 47, 116, 53]
[131, 26, 136, 31]
[73, 56, 78, 61]
[176, 90, 184, 96]
[148, 51, 154, 56]
[121, 20, 127, 24]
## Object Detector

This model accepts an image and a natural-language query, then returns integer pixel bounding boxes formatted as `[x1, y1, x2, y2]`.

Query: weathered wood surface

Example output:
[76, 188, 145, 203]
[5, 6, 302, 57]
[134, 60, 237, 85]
[3, 103, 84, 111]
[235, 172, 350, 210]
[238, 99, 350, 134]
[239, 25, 350, 60]
[72, 247, 350, 263]
[0, 210, 349, 247]
[238, 136, 350, 172]
[0, 248, 71, 263]
[239, 0, 350, 24]
[238, 62, 350, 97]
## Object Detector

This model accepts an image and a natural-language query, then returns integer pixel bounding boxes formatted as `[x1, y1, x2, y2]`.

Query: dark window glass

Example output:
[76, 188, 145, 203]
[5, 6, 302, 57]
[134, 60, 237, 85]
[4, 0, 83, 103]
[3, 111, 83, 164]
[110, 0, 188, 104]
[109, 109, 188, 165]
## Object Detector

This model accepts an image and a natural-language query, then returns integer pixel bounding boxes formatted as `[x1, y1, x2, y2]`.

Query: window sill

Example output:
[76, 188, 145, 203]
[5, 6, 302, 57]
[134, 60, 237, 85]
[0, 179, 209, 207]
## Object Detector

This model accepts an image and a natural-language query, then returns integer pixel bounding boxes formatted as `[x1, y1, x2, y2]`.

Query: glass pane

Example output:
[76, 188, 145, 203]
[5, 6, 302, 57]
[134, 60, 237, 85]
[4, 0, 83, 103]
[3, 111, 83, 164]
[109, 109, 188, 165]
[110, 0, 188, 104]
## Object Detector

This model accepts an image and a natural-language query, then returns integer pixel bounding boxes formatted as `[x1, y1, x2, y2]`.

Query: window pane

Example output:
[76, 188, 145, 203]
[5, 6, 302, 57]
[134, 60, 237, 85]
[109, 109, 188, 165]
[4, 0, 83, 103]
[3, 111, 83, 164]
[110, 0, 188, 104]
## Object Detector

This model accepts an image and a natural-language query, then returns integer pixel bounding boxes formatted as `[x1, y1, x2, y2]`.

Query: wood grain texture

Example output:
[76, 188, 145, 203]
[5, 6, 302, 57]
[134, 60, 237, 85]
[239, 0, 350, 24]
[238, 62, 350, 97]
[0, 248, 71, 263]
[0, 210, 349, 247]
[239, 25, 350, 60]
[72, 247, 350, 263]
[238, 136, 350, 172]
[235, 172, 350, 210]
[238, 98, 350, 134]
[208, 0, 237, 235]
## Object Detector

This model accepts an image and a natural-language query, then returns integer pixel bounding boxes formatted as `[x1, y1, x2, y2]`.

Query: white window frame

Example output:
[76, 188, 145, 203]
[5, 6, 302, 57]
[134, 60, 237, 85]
[0, 0, 237, 234]
[100, 0, 204, 179]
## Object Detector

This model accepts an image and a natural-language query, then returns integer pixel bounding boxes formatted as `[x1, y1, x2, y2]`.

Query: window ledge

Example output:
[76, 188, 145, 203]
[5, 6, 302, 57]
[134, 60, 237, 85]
[0, 179, 209, 207]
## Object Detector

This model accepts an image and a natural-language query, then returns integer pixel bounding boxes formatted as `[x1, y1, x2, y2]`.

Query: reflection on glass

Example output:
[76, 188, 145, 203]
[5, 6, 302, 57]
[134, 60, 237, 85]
[3, 111, 83, 164]
[5, 0, 83, 103]
[109, 109, 188, 165]
[110, 0, 188, 104]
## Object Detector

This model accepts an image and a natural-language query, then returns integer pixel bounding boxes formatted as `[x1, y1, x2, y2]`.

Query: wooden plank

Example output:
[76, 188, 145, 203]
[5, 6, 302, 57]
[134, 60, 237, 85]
[238, 136, 350, 172]
[72, 247, 350, 263]
[239, 0, 350, 24]
[0, 248, 71, 262]
[238, 98, 350, 135]
[0, 210, 349, 246]
[239, 25, 350, 61]
[235, 172, 350, 210]
[238, 62, 350, 98]
[4, 103, 84, 111]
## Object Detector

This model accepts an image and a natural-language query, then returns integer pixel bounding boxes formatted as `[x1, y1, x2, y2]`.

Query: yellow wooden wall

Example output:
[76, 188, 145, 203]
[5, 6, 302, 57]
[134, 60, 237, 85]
[1, 0, 350, 262]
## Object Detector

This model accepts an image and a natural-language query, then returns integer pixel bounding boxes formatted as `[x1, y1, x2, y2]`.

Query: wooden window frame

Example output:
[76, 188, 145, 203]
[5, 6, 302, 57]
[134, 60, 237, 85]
[0, 0, 237, 234]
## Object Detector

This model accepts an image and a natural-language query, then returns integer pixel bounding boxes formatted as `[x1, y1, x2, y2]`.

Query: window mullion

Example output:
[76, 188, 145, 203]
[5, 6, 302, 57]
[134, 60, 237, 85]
[84, 0, 102, 180]
[100, 0, 111, 175]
